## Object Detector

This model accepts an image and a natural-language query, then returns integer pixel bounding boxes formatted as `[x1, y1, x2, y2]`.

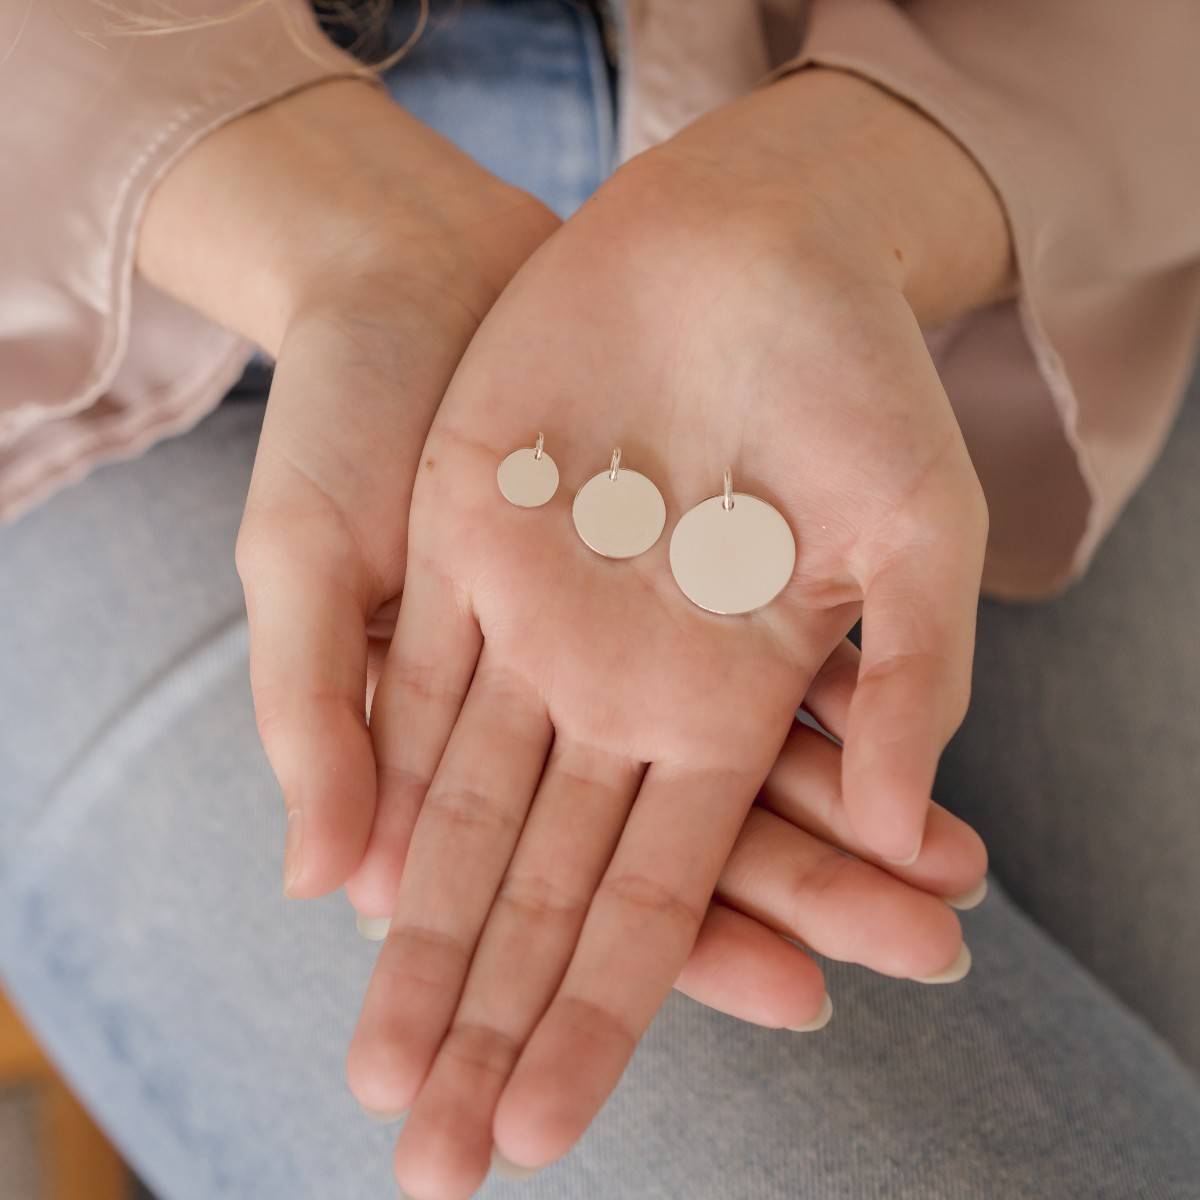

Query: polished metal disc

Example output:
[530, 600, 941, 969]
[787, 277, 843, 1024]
[669, 493, 796, 615]
[497, 446, 559, 508]
[572, 468, 666, 559]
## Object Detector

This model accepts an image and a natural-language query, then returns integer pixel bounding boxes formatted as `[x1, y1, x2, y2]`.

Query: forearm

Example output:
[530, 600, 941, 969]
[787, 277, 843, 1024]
[626, 66, 1014, 328]
[138, 78, 555, 355]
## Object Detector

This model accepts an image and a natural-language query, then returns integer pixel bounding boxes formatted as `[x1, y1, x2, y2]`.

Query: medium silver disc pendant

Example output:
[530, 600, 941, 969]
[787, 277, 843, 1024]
[497, 444, 559, 508]
[669, 492, 796, 615]
[572, 464, 667, 559]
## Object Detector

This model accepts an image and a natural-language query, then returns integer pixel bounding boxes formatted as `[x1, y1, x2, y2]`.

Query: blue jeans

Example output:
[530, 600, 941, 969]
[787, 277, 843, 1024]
[2, 3, 1198, 1197]
[379, 0, 614, 217]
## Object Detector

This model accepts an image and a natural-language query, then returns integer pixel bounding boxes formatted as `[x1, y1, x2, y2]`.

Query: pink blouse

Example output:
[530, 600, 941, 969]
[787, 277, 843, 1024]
[2, 0, 1198, 599]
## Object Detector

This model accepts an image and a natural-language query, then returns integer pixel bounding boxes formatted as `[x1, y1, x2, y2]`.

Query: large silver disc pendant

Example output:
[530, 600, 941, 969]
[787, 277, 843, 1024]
[497, 436, 559, 508]
[572, 452, 666, 559]
[670, 485, 796, 615]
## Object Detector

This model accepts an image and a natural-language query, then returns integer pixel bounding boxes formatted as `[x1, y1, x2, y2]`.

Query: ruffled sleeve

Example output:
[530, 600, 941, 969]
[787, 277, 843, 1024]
[0, 1, 362, 521]
[790, 0, 1200, 597]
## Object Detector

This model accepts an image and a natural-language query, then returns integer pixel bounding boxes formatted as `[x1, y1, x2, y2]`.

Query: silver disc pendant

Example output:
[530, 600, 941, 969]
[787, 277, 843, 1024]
[670, 474, 795, 615]
[497, 434, 559, 508]
[572, 450, 667, 559]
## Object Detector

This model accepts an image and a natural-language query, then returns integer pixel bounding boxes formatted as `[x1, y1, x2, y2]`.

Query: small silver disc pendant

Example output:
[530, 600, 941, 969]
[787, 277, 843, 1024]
[572, 449, 667, 559]
[670, 472, 795, 615]
[497, 433, 559, 508]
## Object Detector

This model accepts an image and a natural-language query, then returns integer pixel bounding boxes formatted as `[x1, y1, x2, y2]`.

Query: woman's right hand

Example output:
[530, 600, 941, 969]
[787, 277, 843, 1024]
[137, 79, 560, 898]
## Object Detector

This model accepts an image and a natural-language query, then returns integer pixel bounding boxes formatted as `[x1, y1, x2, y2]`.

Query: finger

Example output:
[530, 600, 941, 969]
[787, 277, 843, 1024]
[718, 807, 967, 982]
[843, 525, 985, 864]
[235, 512, 377, 900]
[364, 593, 403, 716]
[494, 763, 759, 1171]
[674, 903, 829, 1030]
[344, 565, 482, 917]
[238, 312, 443, 902]
[761, 720, 987, 899]
[801, 637, 860, 741]
[799, 640, 989, 905]
[345, 659, 551, 1116]
[392, 742, 640, 1200]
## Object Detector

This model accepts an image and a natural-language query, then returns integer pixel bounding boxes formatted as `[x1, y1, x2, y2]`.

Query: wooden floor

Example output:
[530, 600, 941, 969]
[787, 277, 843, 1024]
[0, 989, 130, 1200]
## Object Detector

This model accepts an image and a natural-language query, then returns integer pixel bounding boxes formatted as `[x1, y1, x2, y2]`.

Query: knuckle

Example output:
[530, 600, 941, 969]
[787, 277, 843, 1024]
[248, 686, 301, 763]
[388, 661, 458, 709]
[439, 1022, 522, 1080]
[857, 649, 932, 690]
[375, 760, 431, 802]
[250, 686, 354, 755]
[378, 923, 468, 992]
[597, 871, 706, 934]
[554, 993, 637, 1055]
[788, 850, 852, 923]
[495, 872, 587, 925]
[425, 785, 522, 839]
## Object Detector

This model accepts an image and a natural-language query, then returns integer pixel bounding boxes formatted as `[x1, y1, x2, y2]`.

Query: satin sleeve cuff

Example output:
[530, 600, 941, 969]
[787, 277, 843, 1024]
[0, 0, 363, 521]
[788, 0, 1200, 598]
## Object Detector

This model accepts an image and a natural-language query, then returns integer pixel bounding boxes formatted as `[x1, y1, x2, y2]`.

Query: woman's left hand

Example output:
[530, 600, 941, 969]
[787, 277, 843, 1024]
[344, 68, 1009, 1197]
[673, 637, 987, 1031]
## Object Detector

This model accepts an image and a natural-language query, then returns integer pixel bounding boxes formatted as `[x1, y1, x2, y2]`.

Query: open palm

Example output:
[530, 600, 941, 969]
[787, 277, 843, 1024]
[346, 162, 987, 1197]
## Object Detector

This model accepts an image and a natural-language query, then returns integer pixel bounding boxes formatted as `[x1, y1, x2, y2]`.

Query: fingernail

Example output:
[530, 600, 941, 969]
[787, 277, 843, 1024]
[356, 913, 392, 941]
[364, 1107, 407, 1124]
[914, 943, 972, 984]
[492, 1149, 540, 1180]
[946, 877, 988, 911]
[884, 842, 922, 867]
[787, 992, 833, 1032]
[283, 808, 303, 896]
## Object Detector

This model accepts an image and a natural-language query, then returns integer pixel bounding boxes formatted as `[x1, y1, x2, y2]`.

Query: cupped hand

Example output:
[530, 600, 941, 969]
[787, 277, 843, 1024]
[140, 80, 560, 898]
[343, 68, 1006, 1199]
[678, 638, 988, 1029]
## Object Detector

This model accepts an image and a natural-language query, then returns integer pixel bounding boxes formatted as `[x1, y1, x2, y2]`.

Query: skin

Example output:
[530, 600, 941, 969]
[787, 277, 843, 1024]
[138, 68, 1006, 1200]
[140, 79, 559, 894]
[338, 70, 1010, 1198]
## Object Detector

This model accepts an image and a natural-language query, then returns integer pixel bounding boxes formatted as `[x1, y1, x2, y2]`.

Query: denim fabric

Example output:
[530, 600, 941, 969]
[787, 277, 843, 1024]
[4, 392, 1200, 1199]
[2, 3, 1199, 1198]
[380, 0, 614, 217]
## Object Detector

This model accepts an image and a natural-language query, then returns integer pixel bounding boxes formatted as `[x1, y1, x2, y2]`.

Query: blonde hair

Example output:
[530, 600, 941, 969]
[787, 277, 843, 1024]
[89, 0, 429, 73]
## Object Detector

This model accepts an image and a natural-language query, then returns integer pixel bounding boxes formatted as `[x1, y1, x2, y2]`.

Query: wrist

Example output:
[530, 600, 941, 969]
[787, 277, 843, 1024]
[612, 67, 1012, 327]
[774, 68, 1014, 325]
[138, 79, 557, 355]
